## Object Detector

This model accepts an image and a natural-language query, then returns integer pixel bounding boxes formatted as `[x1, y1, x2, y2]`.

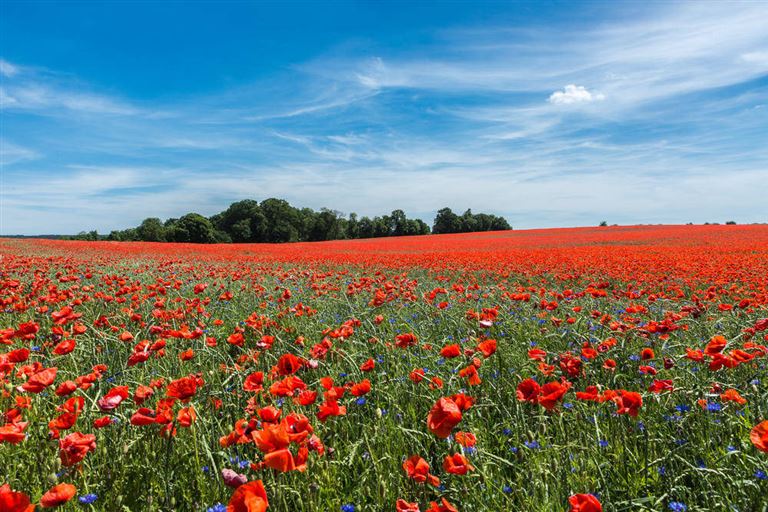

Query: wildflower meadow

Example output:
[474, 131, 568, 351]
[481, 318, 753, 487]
[1, 225, 767, 511]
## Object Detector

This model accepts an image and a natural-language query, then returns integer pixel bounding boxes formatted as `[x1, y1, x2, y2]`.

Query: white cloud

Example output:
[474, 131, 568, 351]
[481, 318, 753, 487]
[548, 84, 605, 105]
[0, 59, 19, 77]
[740, 51, 768, 66]
[0, 139, 40, 165]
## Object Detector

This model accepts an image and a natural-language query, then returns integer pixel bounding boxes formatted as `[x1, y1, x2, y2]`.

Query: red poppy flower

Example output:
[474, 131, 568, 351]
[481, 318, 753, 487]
[276, 353, 304, 376]
[177, 407, 197, 427]
[751, 420, 768, 452]
[130, 408, 158, 426]
[648, 380, 674, 394]
[720, 389, 747, 405]
[614, 390, 643, 417]
[443, 453, 474, 475]
[316, 399, 346, 422]
[458, 365, 482, 385]
[243, 371, 264, 392]
[427, 397, 462, 438]
[0, 484, 33, 512]
[21, 367, 57, 393]
[166, 375, 201, 401]
[454, 431, 477, 447]
[516, 378, 540, 404]
[705, 335, 728, 356]
[0, 421, 28, 444]
[402, 455, 440, 486]
[440, 344, 461, 358]
[409, 368, 425, 383]
[53, 339, 76, 355]
[93, 416, 114, 429]
[59, 431, 96, 466]
[252, 423, 290, 453]
[568, 494, 602, 512]
[227, 479, 268, 512]
[425, 498, 458, 512]
[538, 380, 571, 410]
[396, 499, 420, 512]
[97, 386, 129, 411]
[40, 483, 76, 508]
[395, 333, 418, 348]
[477, 338, 497, 357]
[349, 379, 371, 397]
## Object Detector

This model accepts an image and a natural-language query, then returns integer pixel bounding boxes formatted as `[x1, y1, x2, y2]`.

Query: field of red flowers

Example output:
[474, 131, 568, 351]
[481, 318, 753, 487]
[2, 225, 767, 511]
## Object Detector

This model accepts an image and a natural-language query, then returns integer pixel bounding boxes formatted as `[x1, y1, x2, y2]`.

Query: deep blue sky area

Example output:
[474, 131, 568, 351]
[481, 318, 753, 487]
[1, 1, 767, 234]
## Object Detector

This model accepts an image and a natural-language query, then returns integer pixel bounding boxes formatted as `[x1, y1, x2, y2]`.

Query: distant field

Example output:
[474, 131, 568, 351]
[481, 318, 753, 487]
[2, 225, 767, 511]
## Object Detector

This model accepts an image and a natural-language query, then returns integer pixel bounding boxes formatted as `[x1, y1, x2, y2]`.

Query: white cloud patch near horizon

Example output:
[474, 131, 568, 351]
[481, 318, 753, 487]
[548, 84, 605, 105]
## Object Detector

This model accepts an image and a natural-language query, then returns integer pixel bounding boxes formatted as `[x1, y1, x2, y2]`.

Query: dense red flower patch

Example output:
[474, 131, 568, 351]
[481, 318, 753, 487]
[0, 225, 766, 510]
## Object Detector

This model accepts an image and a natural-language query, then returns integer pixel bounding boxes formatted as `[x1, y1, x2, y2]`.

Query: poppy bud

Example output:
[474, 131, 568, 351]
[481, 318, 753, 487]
[47, 473, 58, 485]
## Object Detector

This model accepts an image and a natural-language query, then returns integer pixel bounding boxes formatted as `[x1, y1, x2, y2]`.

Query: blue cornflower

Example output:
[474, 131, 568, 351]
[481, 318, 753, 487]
[668, 502, 687, 512]
[755, 470, 767, 480]
[524, 440, 541, 449]
[206, 504, 226, 512]
[563, 402, 574, 409]
[79, 494, 98, 504]
[502, 485, 513, 494]
[706, 402, 722, 412]
[598, 440, 609, 448]
[355, 397, 367, 406]
[341, 505, 355, 512]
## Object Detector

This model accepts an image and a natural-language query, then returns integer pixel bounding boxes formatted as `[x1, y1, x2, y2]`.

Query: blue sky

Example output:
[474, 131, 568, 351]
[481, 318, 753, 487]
[1, 1, 767, 235]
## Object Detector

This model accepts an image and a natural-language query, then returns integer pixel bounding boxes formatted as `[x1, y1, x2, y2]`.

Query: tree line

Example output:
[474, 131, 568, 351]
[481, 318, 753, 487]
[69, 199, 511, 243]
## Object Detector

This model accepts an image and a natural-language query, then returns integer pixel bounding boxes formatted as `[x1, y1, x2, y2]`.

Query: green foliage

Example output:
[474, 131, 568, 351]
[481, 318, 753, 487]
[167, 214, 218, 244]
[433, 207, 511, 234]
[93, 200, 511, 243]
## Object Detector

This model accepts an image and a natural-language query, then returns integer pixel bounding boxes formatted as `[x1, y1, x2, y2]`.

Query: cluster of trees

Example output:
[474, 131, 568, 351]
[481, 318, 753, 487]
[432, 208, 511, 234]
[71, 199, 511, 243]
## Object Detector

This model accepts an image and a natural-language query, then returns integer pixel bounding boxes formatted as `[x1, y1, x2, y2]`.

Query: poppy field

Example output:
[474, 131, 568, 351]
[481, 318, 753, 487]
[1, 225, 768, 512]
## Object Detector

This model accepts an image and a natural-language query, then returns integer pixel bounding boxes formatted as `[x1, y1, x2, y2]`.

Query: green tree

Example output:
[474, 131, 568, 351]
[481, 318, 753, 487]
[168, 213, 217, 243]
[432, 207, 461, 234]
[260, 198, 301, 243]
[136, 218, 166, 242]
